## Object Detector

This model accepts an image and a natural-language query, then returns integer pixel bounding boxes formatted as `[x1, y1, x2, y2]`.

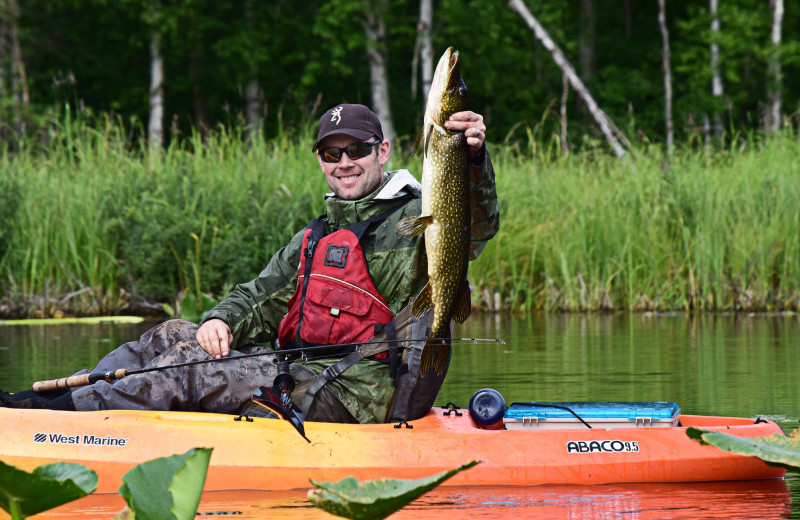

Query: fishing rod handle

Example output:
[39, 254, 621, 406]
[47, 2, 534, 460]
[33, 369, 128, 393]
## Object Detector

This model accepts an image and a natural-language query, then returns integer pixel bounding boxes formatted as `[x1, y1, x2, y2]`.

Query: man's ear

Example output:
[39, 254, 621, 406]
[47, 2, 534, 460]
[378, 140, 391, 166]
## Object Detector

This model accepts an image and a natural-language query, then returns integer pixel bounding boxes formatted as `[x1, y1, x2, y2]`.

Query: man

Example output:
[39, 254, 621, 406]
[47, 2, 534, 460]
[1, 104, 499, 424]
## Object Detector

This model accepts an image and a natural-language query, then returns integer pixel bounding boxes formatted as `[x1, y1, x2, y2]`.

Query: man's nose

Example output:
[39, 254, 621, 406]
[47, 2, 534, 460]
[338, 150, 356, 166]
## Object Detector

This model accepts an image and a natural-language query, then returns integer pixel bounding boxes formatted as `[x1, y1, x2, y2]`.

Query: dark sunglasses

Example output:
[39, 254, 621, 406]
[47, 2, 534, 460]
[318, 140, 381, 163]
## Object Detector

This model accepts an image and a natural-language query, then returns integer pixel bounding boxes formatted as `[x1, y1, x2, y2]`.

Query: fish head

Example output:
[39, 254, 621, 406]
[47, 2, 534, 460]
[427, 47, 468, 127]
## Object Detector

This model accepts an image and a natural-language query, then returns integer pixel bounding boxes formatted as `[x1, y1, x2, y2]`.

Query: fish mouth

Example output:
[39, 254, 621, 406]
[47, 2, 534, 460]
[435, 47, 460, 87]
[427, 47, 466, 127]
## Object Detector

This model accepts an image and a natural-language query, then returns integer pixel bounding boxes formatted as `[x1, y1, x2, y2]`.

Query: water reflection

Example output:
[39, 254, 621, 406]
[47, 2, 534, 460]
[35, 480, 793, 519]
[448, 313, 800, 419]
[0, 321, 155, 391]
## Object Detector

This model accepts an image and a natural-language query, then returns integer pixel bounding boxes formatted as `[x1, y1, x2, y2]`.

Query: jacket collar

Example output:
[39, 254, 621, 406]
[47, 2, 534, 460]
[325, 170, 420, 228]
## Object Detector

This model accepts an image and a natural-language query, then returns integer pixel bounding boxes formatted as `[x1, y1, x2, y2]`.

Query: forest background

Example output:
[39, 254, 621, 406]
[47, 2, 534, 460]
[0, 0, 799, 319]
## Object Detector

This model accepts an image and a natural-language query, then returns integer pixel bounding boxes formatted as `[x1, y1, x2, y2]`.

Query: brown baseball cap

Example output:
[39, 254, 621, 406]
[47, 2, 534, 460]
[312, 104, 384, 152]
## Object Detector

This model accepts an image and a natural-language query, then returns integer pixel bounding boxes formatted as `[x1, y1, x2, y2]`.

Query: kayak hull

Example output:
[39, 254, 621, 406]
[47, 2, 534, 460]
[0, 407, 785, 492]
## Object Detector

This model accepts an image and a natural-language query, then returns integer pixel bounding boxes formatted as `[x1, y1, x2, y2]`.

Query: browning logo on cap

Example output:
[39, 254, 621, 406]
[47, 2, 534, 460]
[331, 106, 343, 125]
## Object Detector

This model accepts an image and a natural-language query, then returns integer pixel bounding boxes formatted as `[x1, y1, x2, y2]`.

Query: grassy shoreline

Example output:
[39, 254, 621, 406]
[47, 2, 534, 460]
[2, 116, 799, 318]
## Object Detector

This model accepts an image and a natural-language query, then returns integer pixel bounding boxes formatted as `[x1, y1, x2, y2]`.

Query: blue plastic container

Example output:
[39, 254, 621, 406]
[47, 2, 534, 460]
[503, 401, 681, 430]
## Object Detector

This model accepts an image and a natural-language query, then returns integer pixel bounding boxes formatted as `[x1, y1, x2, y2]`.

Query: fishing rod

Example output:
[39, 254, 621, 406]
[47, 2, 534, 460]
[32, 336, 506, 393]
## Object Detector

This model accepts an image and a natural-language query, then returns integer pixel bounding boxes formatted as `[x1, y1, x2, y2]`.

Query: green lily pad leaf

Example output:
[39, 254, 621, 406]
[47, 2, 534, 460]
[308, 460, 481, 520]
[0, 459, 97, 519]
[686, 427, 800, 471]
[118, 447, 213, 520]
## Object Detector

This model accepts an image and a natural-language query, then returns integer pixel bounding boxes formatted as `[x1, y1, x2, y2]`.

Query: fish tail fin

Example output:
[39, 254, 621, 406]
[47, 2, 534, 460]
[411, 283, 433, 318]
[419, 341, 435, 377]
[395, 215, 432, 237]
[433, 342, 450, 374]
[419, 338, 450, 377]
[452, 280, 472, 324]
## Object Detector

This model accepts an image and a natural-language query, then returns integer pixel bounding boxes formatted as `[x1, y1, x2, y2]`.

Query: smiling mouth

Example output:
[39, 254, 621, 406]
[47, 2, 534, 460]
[338, 174, 361, 182]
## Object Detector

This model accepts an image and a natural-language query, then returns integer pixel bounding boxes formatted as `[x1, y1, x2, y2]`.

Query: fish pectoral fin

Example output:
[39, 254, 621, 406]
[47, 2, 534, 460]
[395, 215, 432, 237]
[411, 129, 423, 157]
[424, 125, 433, 157]
[411, 283, 433, 318]
[452, 281, 472, 324]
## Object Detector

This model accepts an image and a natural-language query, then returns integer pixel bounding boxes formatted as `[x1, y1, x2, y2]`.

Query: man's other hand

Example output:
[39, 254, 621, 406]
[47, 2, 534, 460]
[196, 319, 233, 359]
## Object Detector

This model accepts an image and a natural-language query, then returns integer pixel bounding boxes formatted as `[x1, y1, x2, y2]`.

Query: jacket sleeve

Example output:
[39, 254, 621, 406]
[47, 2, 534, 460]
[467, 146, 500, 260]
[200, 230, 304, 348]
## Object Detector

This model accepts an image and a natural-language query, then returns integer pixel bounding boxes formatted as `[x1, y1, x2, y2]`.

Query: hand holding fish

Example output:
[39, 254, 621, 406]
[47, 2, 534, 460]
[445, 111, 486, 157]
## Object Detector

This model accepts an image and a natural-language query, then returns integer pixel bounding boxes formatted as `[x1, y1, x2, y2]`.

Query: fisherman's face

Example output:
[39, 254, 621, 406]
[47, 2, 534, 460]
[316, 135, 390, 200]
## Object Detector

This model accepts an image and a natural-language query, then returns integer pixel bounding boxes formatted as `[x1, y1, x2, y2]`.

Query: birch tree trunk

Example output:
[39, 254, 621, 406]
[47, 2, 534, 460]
[411, 0, 433, 103]
[8, 0, 28, 138]
[766, 0, 783, 133]
[703, 114, 711, 160]
[364, 0, 396, 149]
[244, 0, 263, 144]
[509, 0, 629, 157]
[658, 0, 674, 152]
[709, 0, 723, 141]
[245, 77, 263, 142]
[148, 31, 164, 154]
[419, 0, 433, 105]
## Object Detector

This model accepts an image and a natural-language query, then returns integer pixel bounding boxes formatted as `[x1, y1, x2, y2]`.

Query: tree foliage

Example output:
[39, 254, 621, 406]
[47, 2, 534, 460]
[2, 0, 799, 149]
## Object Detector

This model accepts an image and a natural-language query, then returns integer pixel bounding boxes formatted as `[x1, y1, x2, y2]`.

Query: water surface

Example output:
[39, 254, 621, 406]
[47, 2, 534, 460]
[1, 313, 798, 518]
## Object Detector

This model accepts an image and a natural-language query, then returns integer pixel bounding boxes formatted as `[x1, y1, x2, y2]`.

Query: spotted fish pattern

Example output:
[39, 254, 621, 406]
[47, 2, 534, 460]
[395, 47, 472, 376]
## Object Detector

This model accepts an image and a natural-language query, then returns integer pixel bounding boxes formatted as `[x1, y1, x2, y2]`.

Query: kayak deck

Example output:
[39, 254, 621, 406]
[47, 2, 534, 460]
[0, 407, 785, 492]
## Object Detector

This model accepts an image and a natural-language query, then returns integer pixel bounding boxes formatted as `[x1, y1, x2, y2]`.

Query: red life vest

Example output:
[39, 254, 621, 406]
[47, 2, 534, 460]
[277, 204, 408, 359]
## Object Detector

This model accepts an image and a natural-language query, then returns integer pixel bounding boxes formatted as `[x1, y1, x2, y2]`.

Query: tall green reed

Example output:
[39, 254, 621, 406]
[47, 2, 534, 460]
[471, 130, 800, 312]
[1, 113, 326, 317]
[2, 112, 799, 316]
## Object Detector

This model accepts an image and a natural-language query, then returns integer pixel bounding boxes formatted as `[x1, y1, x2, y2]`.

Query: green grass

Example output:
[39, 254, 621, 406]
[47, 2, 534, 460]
[1, 114, 799, 316]
[471, 133, 800, 312]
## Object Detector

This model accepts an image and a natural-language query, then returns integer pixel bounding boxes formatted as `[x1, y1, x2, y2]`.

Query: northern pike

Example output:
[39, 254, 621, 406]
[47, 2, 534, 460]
[396, 47, 471, 376]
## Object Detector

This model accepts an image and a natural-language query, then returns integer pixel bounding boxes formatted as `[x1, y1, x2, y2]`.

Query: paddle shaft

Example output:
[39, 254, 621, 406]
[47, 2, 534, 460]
[31, 336, 504, 393]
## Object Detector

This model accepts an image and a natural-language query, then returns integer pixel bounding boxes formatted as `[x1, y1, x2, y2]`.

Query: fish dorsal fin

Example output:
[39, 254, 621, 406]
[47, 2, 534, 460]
[452, 281, 472, 324]
[395, 215, 432, 237]
[411, 283, 432, 318]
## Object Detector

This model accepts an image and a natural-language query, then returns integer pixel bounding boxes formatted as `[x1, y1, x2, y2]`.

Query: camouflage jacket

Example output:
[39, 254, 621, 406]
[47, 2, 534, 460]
[202, 150, 499, 422]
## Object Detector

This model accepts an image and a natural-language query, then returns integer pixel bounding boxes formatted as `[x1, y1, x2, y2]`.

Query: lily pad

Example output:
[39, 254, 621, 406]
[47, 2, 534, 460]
[118, 447, 213, 520]
[0, 460, 97, 519]
[686, 427, 800, 471]
[308, 460, 480, 520]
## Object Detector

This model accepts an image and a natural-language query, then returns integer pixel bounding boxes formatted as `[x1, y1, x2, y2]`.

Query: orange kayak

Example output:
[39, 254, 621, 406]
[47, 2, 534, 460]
[0, 406, 784, 493]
